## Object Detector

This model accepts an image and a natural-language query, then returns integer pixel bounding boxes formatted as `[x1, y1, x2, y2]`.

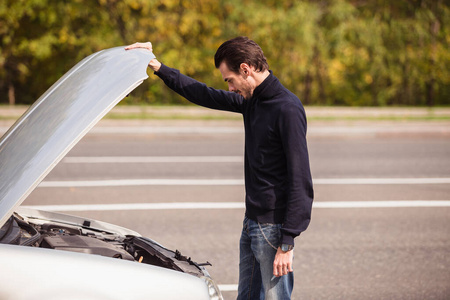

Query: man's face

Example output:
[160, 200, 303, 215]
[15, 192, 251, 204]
[218, 62, 253, 100]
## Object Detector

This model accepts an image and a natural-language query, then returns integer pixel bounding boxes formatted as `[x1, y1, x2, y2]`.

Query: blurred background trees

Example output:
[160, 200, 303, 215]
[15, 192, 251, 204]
[0, 0, 448, 106]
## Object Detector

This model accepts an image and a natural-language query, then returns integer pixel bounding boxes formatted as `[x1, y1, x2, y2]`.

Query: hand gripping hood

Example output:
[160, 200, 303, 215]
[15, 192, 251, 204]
[0, 47, 155, 227]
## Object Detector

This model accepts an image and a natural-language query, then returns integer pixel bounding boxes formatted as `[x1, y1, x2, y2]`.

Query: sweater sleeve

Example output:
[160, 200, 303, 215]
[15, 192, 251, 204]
[155, 64, 244, 114]
[278, 102, 314, 246]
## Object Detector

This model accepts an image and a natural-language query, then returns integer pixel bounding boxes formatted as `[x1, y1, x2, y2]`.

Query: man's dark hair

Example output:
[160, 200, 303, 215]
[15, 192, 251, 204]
[214, 36, 269, 73]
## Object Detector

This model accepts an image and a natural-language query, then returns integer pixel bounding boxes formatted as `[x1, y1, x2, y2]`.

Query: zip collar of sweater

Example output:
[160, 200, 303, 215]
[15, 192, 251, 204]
[251, 70, 281, 101]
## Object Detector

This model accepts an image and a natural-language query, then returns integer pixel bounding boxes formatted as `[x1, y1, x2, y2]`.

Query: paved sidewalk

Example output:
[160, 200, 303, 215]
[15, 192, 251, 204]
[1, 105, 449, 121]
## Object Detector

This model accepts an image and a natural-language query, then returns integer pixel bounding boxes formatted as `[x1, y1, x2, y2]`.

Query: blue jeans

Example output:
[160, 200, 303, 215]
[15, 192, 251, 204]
[237, 216, 294, 300]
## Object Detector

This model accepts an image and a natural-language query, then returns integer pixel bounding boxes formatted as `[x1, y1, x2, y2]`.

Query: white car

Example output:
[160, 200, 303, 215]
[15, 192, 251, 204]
[0, 47, 223, 300]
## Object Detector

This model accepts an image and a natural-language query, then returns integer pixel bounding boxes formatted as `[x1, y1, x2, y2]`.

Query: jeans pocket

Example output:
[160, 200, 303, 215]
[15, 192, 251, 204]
[257, 222, 281, 251]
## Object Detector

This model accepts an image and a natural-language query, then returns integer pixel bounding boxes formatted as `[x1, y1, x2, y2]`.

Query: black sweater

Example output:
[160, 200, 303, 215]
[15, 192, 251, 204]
[155, 64, 313, 246]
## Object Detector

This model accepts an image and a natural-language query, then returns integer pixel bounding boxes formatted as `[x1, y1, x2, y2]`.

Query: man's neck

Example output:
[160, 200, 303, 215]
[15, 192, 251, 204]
[253, 70, 270, 88]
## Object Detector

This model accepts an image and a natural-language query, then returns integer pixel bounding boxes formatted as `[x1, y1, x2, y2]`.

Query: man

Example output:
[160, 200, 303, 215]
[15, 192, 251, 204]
[126, 37, 313, 300]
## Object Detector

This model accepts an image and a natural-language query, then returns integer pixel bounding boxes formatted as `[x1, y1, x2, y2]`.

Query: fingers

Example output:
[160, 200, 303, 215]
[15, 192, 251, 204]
[273, 248, 294, 277]
[125, 42, 151, 50]
[273, 262, 293, 277]
[274, 264, 287, 277]
[125, 42, 153, 52]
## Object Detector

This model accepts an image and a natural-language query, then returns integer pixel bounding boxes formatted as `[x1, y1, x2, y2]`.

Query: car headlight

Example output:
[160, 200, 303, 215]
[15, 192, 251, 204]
[201, 276, 223, 300]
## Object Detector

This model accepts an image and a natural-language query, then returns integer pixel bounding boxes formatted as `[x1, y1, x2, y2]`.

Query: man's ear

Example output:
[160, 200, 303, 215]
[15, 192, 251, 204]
[240, 63, 251, 76]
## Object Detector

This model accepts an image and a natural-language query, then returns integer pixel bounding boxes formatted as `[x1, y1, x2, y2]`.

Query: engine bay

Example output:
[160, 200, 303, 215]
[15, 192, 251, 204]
[0, 214, 207, 277]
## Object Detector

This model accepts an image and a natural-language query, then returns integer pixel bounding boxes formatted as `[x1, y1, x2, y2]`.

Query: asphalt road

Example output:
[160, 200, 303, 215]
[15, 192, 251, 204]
[21, 119, 450, 300]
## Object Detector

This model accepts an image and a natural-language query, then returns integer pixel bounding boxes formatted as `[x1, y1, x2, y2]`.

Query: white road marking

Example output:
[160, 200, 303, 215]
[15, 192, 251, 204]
[63, 156, 243, 163]
[45, 125, 450, 135]
[21, 201, 450, 212]
[314, 177, 450, 185]
[38, 177, 450, 188]
[217, 284, 239, 292]
[89, 127, 243, 134]
[313, 200, 450, 208]
[22, 202, 245, 212]
[39, 179, 244, 187]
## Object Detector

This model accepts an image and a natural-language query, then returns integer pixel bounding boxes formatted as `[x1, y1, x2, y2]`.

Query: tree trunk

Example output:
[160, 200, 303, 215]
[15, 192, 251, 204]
[314, 46, 326, 105]
[426, 3, 440, 107]
[303, 71, 312, 105]
[8, 82, 15, 106]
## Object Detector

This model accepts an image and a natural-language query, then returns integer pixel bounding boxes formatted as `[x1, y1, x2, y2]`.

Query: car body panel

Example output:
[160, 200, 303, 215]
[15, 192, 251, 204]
[0, 243, 210, 300]
[0, 47, 155, 228]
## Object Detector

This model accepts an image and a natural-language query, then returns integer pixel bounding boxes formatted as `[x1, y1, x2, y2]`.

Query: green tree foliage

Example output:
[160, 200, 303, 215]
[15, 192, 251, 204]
[1, 0, 448, 106]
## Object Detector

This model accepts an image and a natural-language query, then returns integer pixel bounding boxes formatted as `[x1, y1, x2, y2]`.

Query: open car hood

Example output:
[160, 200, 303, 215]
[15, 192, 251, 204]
[0, 47, 155, 227]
